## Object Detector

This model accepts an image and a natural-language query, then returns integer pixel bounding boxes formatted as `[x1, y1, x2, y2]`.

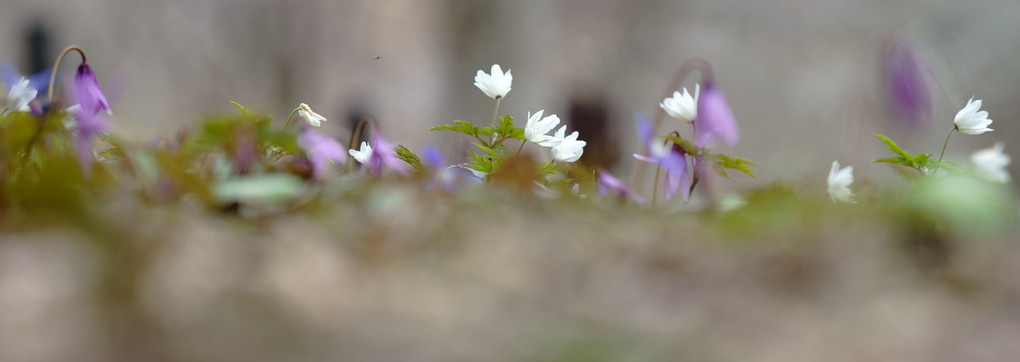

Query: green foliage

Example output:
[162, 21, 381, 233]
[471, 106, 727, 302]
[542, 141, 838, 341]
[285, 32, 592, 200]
[713, 154, 758, 179]
[872, 134, 958, 175]
[396, 145, 425, 172]
[229, 100, 252, 115]
[430, 120, 479, 137]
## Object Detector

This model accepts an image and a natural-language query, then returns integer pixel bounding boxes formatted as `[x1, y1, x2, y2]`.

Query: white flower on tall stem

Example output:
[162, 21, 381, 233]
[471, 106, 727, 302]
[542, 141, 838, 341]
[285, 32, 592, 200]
[548, 126, 586, 163]
[827, 160, 856, 203]
[297, 103, 327, 127]
[660, 84, 699, 123]
[954, 97, 993, 135]
[348, 142, 373, 164]
[971, 142, 1011, 183]
[524, 109, 560, 145]
[474, 64, 512, 100]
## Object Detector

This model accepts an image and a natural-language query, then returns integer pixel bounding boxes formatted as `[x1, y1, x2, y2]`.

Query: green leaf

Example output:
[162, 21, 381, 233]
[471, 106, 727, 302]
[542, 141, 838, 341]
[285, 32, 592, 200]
[430, 120, 479, 137]
[874, 134, 914, 161]
[229, 100, 252, 115]
[663, 135, 699, 155]
[507, 128, 525, 140]
[497, 114, 517, 137]
[396, 145, 425, 172]
[538, 161, 563, 177]
[873, 157, 907, 164]
[713, 154, 758, 179]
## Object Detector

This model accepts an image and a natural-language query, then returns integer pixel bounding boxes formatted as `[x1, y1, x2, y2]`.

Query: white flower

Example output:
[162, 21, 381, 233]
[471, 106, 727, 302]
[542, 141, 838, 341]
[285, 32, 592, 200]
[524, 109, 561, 145]
[549, 126, 586, 163]
[827, 160, 856, 203]
[971, 142, 1011, 183]
[659, 84, 699, 123]
[348, 141, 373, 164]
[297, 103, 327, 127]
[954, 97, 993, 135]
[6, 77, 38, 112]
[474, 64, 512, 100]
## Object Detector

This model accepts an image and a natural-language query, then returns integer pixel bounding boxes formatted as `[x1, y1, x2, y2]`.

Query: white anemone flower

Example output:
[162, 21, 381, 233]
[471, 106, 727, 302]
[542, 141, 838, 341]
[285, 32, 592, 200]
[659, 84, 699, 123]
[549, 126, 586, 163]
[297, 103, 327, 127]
[348, 141, 373, 164]
[524, 109, 561, 145]
[6, 77, 38, 112]
[827, 160, 856, 203]
[954, 97, 993, 135]
[971, 142, 1011, 183]
[474, 64, 512, 100]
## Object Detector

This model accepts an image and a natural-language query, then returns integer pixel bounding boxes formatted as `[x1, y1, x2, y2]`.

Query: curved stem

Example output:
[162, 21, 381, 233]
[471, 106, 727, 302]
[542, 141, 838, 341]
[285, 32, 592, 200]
[932, 126, 955, 175]
[282, 107, 301, 130]
[630, 57, 715, 191]
[47, 45, 87, 103]
[515, 140, 527, 156]
[346, 115, 379, 172]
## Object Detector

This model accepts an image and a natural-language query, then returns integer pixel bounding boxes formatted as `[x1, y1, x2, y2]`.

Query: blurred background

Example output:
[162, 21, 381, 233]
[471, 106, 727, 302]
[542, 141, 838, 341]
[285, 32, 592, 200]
[2, 0, 1019, 187]
[3, 1, 1020, 361]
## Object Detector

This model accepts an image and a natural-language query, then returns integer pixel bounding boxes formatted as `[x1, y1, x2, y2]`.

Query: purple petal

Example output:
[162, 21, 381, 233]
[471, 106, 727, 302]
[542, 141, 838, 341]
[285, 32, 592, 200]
[884, 38, 933, 131]
[422, 146, 445, 169]
[695, 83, 739, 147]
[298, 128, 347, 179]
[74, 63, 111, 116]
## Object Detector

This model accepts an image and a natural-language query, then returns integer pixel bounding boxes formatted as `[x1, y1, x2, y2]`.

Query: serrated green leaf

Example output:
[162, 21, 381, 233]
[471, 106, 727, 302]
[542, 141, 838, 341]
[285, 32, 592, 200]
[396, 145, 425, 172]
[229, 101, 251, 115]
[714, 154, 757, 179]
[507, 128, 525, 140]
[430, 120, 479, 137]
[498, 114, 516, 135]
[663, 135, 698, 155]
[874, 134, 914, 160]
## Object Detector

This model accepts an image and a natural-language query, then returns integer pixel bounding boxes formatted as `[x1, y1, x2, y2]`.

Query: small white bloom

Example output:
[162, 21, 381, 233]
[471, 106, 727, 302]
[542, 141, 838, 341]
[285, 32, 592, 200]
[348, 141, 373, 164]
[954, 97, 993, 135]
[659, 84, 699, 123]
[971, 142, 1011, 183]
[474, 64, 512, 100]
[297, 103, 327, 127]
[827, 160, 856, 203]
[550, 126, 586, 163]
[524, 109, 561, 146]
[6, 77, 38, 112]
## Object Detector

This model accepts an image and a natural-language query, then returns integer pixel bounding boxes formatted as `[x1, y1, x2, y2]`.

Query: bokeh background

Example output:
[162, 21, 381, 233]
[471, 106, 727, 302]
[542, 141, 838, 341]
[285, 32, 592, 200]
[2, 1, 1020, 361]
[2, 0, 1018, 187]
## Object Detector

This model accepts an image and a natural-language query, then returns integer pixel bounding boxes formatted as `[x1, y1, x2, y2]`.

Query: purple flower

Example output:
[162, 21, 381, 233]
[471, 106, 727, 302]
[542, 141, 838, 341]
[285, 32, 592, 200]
[884, 38, 933, 131]
[694, 82, 739, 147]
[297, 127, 347, 179]
[366, 132, 407, 176]
[422, 146, 480, 192]
[632, 116, 692, 201]
[66, 62, 112, 176]
[596, 169, 644, 203]
[73, 62, 111, 116]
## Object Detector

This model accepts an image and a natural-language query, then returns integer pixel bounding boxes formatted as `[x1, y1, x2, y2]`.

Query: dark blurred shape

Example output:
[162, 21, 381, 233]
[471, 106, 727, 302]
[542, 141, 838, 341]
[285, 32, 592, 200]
[567, 92, 617, 169]
[25, 20, 51, 74]
[883, 37, 934, 132]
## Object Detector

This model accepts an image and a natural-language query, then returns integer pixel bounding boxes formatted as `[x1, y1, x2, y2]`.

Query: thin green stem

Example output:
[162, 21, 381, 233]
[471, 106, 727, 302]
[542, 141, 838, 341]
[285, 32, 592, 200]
[515, 140, 527, 156]
[489, 97, 501, 144]
[932, 126, 955, 175]
[282, 107, 301, 130]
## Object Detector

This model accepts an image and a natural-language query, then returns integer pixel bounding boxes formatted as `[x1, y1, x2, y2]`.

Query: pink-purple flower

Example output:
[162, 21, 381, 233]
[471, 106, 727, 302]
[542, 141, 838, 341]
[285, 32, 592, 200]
[694, 82, 739, 147]
[632, 116, 692, 201]
[350, 132, 407, 176]
[884, 38, 933, 131]
[297, 127, 347, 179]
[66, 61, 112, 176]
[596, 169, 644, 203]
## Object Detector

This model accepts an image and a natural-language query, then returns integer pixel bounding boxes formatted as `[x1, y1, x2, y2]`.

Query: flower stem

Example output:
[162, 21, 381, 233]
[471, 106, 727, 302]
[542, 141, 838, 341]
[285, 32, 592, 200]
[47, 45, 88, 103]
[515, 140, 526, 156]
[282, 107, 301, 130]
[932, 126, 955, 175]
[489, 97, 501, 144]
[651, 166, 662, 209]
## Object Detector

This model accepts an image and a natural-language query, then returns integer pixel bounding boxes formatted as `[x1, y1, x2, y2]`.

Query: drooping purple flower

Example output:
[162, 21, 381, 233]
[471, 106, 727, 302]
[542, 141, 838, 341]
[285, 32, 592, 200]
[596, 169, 644, 203]
[66, 62, 112, 176]
[884, 38, 933, 131]
[297, 127, 347, 179]
[422, 146, 481, 192]
[632, 116, 692, 202]
[366, 132, 408, 176]
[74, 62, 111, 116]
[694, 82, 739, 147]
